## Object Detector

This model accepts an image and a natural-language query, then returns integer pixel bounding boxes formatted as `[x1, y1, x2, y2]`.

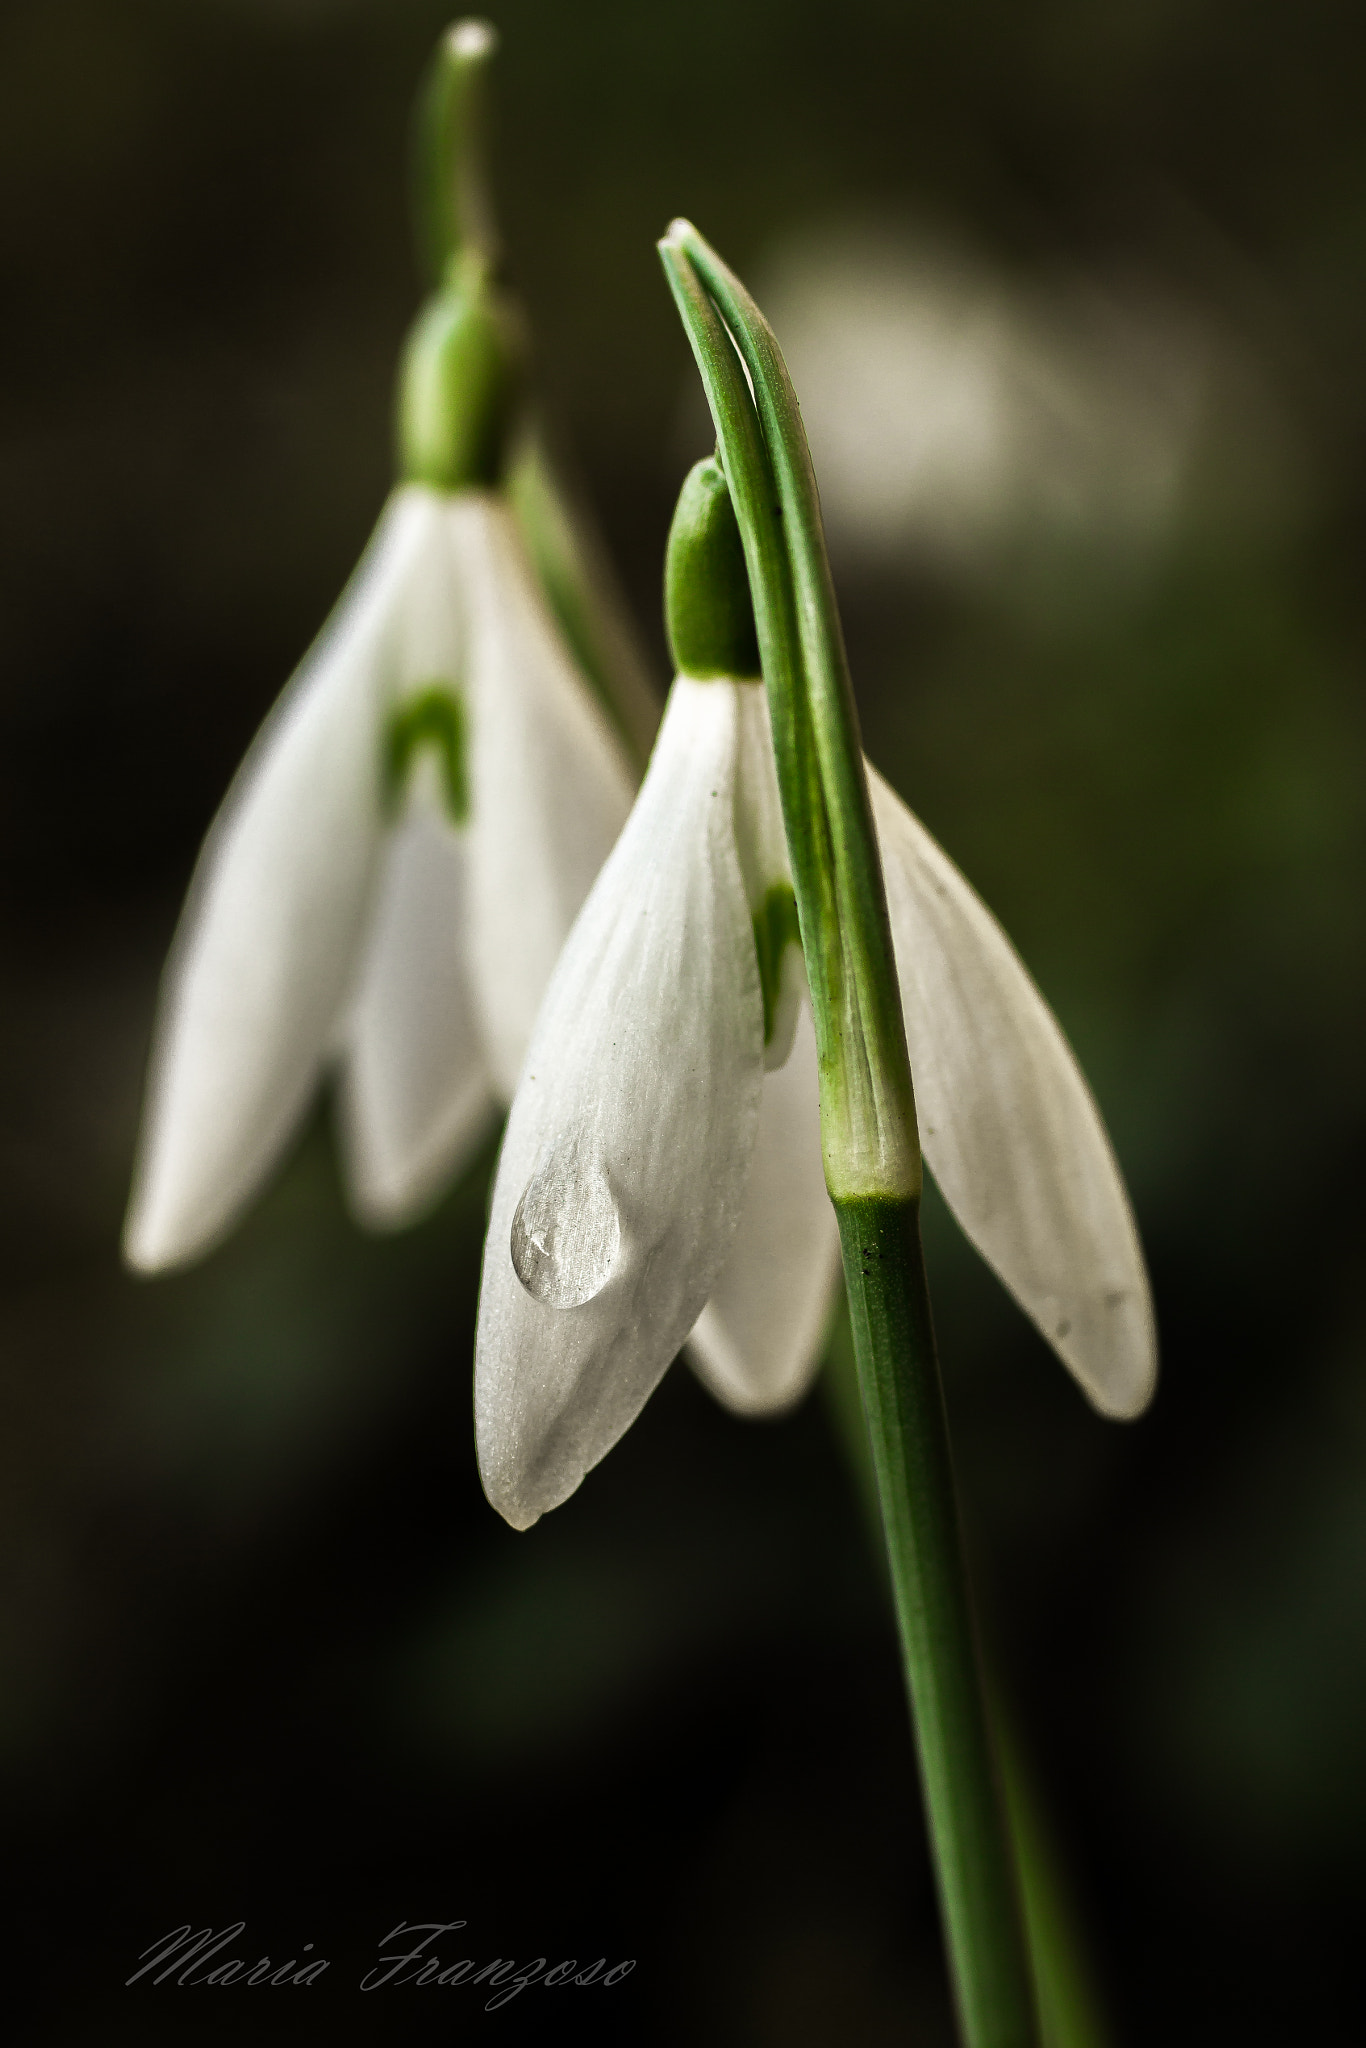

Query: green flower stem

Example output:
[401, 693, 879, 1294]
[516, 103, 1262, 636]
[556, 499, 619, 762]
[414, 18, 501, 283]
[839, 1198, 1039, 2048]
[825, 1312, 1113, 2048]
[400, 24, 526, 493]
[410, 25, 661, 764]
[661, 226, 1039, 2048]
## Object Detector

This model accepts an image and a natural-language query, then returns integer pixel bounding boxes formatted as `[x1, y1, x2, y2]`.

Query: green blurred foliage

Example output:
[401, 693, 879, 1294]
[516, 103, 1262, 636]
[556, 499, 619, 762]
[2, 0, 1365, 2041]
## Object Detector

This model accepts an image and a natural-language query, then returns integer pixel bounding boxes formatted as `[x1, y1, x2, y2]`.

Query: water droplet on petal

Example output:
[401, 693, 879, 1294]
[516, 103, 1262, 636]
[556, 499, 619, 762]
[510, 1137, 622, 1308]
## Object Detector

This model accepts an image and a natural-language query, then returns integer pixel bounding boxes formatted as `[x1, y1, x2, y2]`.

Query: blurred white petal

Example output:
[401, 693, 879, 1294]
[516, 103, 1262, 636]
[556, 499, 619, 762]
[452, 495, 636, 1097]
[758, 226, 1232, 576]
[336, 789, 497, 1229]
[124, 489, 446, 1271]
[869, 765, 1157, 1418]
[688, 1000, 840, 1414]
[475, 676, 765, 1528]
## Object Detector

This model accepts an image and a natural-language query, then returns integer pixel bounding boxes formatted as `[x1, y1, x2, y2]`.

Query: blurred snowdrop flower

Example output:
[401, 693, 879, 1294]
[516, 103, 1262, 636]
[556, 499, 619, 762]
[124, 108, 636, 1271]
[755, 225, 1235, 574]
[125, 476, 633, 1271]
[475, 461, 1155, 1530]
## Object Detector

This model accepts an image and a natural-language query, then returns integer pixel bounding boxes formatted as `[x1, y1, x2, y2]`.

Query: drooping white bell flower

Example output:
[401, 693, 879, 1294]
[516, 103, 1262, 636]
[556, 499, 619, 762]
[683, 685, 836, 1420]
[124, 478, 635, 1271]
[125, 159, 639, 1276]
[474, 460, 1156, 1530]
[476, 671, 835, 1526]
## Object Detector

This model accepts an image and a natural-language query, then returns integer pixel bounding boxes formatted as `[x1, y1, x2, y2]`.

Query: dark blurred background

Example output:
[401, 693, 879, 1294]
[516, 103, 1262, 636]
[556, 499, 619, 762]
[2, 0, 1365, 2040]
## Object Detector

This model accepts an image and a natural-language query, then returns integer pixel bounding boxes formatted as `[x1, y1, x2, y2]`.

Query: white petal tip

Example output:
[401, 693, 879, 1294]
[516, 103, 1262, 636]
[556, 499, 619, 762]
[477, 1451, 581, 1533]
[1059, 1298, 1158, 1421]
[687, 1352, 813, 1419]
[121, 1234, 164, 1277]
[686, 1313, 826, 1418]
[1086, 1356, 1159, 1422]
[120, 1198, 201, 1276]
[493, 1501, 541, 1533]
[343, 1188, 425, 1236]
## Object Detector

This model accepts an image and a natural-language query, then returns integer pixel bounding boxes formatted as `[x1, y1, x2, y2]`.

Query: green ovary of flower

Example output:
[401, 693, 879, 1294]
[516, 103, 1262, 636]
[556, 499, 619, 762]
[397, 258, 526, 491]
[384, 685, 470, 823]
[665, 456, 762, 680]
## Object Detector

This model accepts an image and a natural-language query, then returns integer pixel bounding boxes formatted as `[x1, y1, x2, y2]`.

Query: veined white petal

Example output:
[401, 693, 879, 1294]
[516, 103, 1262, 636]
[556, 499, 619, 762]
[688, 999, 841, 1414]
[868, 765, 1157, 1418]
[475, 676, 765, 1529]
[450, 494, 636, 1098]
[124, 489, 449, 1271]
[336, 784, 497, 1229]
[732, 679, 805, 1069]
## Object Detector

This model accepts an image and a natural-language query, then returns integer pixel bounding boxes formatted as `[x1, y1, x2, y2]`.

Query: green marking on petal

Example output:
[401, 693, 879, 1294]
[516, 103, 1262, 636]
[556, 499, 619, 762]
[385, 684, 469, 824]
[753, 883, 801, 1046]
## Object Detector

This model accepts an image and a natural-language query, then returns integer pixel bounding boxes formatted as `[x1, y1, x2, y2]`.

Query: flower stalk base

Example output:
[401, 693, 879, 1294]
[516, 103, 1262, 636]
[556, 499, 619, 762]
[835, 1193, 1039, 2048]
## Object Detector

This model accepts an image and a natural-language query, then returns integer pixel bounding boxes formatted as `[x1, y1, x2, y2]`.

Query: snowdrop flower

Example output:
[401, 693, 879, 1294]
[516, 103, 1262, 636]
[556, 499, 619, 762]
[124, 230, 635, 1271]
[476, 459, 1155, 1528]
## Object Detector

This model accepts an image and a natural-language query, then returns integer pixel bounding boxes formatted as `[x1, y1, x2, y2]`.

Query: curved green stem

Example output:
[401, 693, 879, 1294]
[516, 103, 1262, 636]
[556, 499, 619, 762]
[413, 18, 501, 283]
[660, 225, 1039, 2048]
[410, 26, 661, 768]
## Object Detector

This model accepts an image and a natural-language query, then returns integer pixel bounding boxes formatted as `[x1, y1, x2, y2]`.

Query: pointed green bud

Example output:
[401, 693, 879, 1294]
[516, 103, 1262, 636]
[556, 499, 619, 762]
[664, 457, 761, 679]
[397, 254, 527, 490]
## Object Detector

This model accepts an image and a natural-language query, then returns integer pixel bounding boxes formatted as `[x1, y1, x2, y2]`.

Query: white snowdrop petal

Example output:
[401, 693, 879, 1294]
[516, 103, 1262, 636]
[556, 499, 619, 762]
[452, 496, 636, 1098]
[337, 804, 497, 1229]
[123, 490, 446, 1271]
[475, 676, 765, 1529]
[687, 999, 841, 1414]
[868, 765, 1157, 1418]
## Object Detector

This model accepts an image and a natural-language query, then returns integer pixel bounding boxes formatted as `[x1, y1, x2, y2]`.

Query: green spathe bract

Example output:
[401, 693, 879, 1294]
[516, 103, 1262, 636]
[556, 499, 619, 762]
[665, 457, 762, 679]
[660, 241, 920, 1207]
